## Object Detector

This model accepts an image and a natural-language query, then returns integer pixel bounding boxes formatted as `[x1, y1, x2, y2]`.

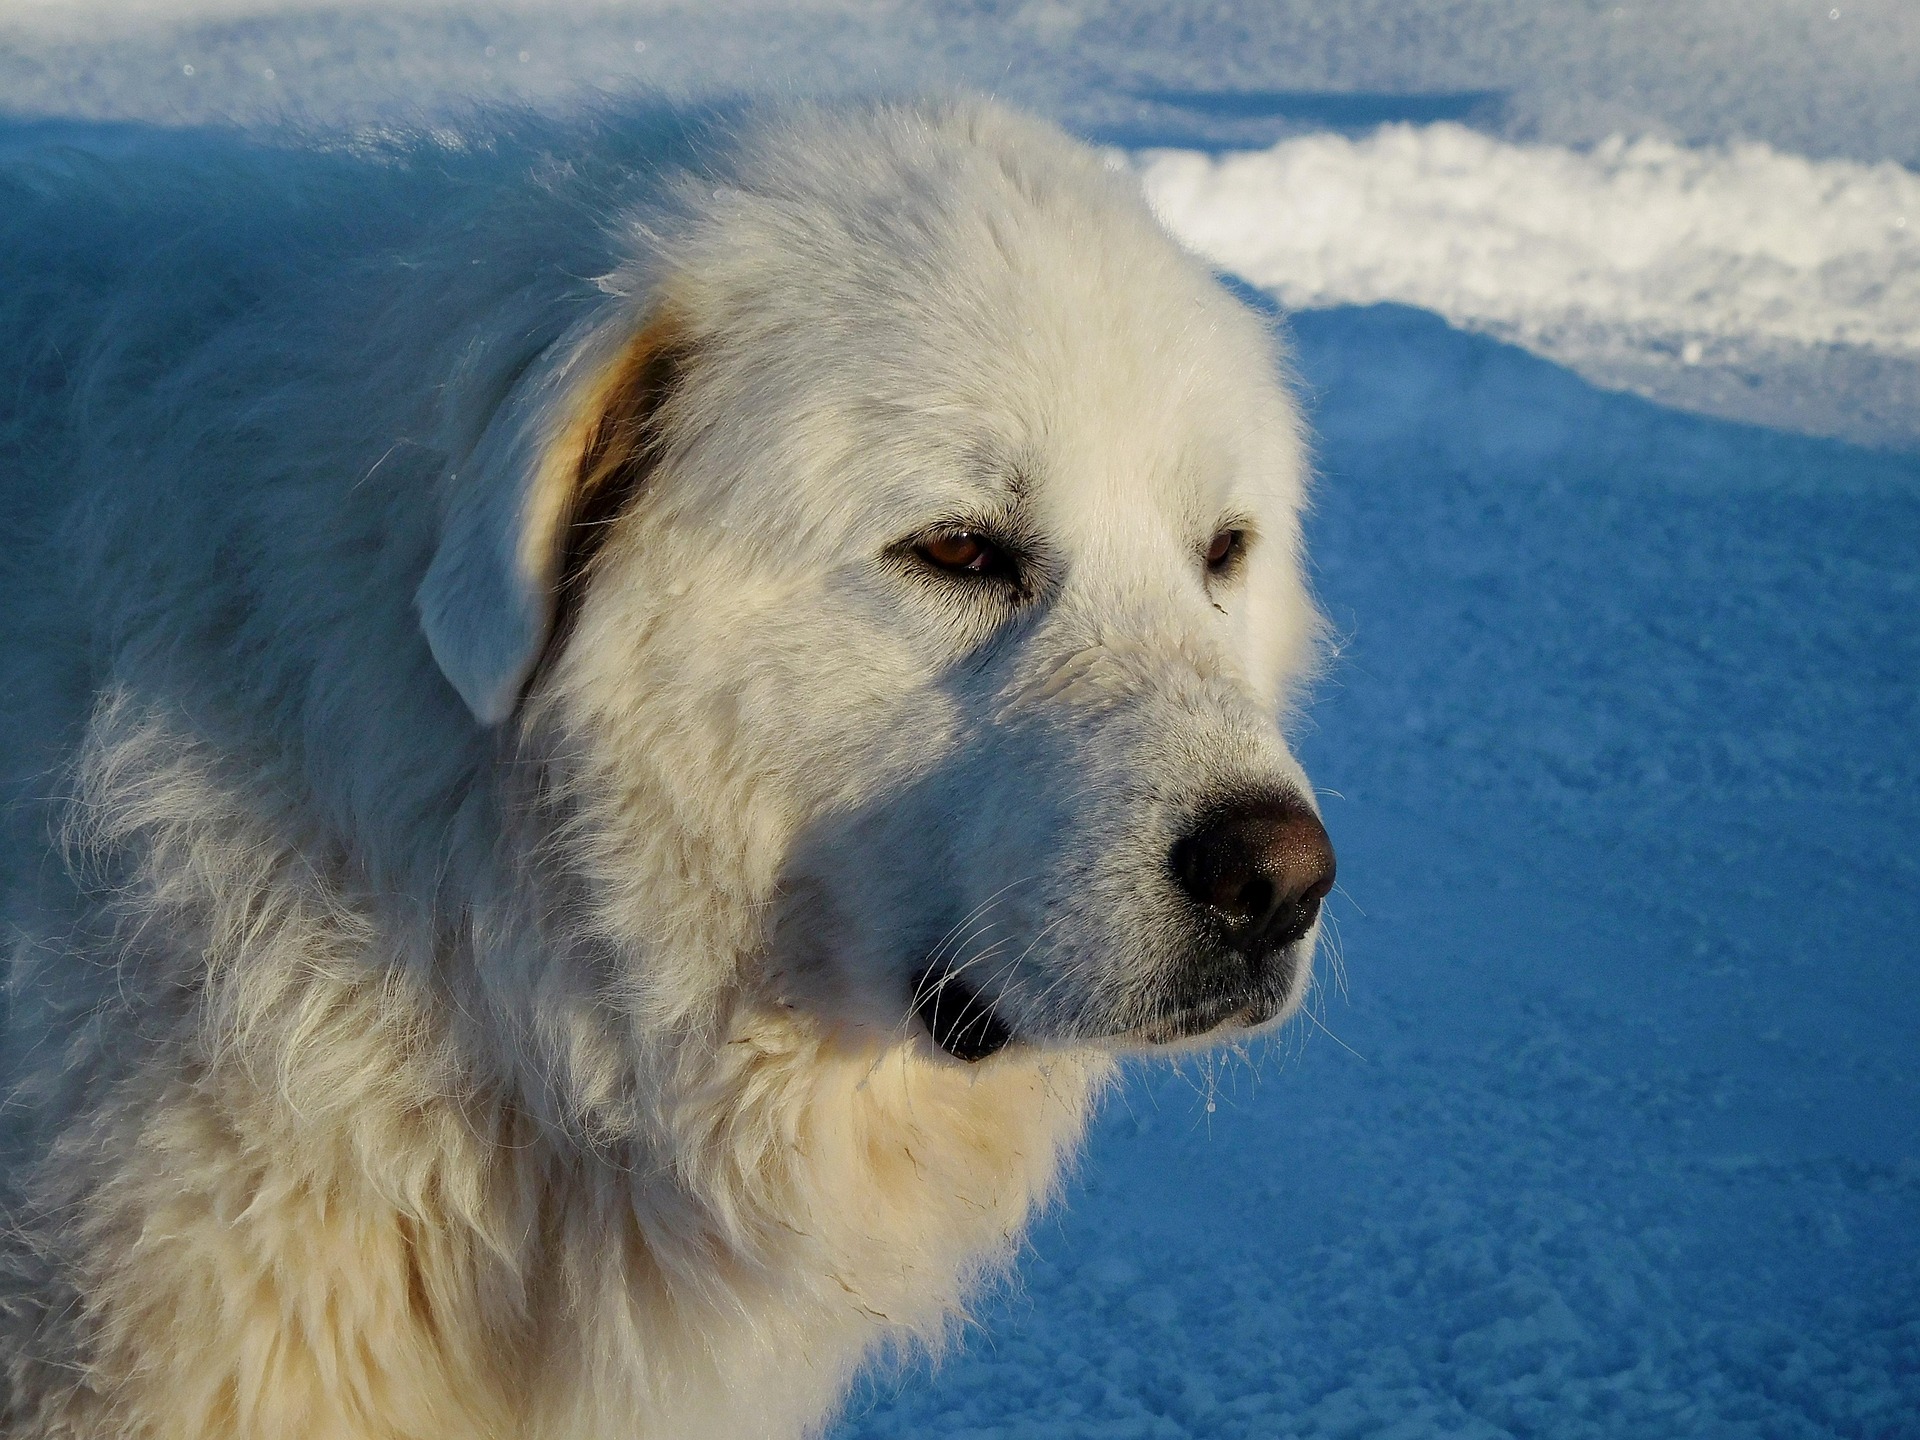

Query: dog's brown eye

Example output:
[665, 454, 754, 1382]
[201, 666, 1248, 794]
[1205, 528, 1244, 574]
[918, 532, 1005, 576]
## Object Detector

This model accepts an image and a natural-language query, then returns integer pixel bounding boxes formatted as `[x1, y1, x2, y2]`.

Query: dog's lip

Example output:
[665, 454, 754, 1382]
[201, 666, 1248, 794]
[910, 964, 1016, 1063]
[1109, 989, 1285, 1049]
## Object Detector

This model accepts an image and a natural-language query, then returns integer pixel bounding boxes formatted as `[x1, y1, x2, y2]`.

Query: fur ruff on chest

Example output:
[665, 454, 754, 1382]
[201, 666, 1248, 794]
[4, 701, 1103, 1439]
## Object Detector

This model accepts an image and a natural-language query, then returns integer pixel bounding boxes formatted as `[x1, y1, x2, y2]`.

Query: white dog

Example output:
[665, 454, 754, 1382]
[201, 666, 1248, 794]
[0, 100, 1333, 1438]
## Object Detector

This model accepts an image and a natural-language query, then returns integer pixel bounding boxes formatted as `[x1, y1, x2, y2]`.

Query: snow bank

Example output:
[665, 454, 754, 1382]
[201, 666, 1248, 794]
[1142, 124, 1920, 449]
[1142, 124, 1920, 355]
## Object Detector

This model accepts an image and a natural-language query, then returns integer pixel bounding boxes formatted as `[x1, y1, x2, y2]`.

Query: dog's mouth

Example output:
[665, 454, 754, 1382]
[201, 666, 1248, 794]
[909, 948, 1301, 1061]
[911, 964, 1015, 1062]
[1107, 954, 1305, 1049]
[1121, 992, 1280, 1048]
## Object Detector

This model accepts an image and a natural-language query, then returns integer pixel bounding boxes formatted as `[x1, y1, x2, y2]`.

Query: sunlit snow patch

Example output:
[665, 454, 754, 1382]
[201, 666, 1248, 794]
[1140, 123, 1920, 450]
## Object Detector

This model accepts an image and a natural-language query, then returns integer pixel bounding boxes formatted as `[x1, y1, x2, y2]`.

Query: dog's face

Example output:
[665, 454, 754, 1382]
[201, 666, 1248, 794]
[421, 106, 1332, 1062]
[752, 331, 1334, 1058]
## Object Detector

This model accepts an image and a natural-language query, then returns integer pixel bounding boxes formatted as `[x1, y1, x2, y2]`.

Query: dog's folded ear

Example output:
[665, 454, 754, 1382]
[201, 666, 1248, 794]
[417, 310, 685, 726]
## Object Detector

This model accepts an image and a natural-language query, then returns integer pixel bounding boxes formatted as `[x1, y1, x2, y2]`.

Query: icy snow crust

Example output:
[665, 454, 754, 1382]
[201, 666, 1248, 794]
[3, 2, 1918, 1437]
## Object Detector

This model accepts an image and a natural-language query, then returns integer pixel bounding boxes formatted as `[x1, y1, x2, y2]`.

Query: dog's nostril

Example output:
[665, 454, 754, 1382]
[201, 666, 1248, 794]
[1234, 875, 1276, 926]
[1172, 796, 1335, 956]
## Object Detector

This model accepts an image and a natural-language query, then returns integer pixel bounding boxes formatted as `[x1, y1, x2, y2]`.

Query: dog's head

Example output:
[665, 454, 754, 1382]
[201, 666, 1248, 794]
[419, 103, 1331, 1063]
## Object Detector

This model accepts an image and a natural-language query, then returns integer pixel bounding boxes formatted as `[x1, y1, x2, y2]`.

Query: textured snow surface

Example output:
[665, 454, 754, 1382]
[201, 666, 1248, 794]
[4, 1, 1920, 169]
[3, 3, 1917, 1437]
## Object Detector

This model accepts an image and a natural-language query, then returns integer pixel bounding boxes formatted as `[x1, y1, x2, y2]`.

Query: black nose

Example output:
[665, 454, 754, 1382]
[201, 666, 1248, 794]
[1172, 796, 1336, 959]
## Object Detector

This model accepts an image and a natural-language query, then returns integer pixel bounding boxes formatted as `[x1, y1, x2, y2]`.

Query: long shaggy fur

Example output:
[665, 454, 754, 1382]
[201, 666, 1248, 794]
[0, 100, 1321, 1437]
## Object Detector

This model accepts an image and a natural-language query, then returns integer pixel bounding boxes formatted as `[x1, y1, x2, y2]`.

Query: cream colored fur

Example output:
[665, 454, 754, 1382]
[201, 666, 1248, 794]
[0, 100, 1321, 1437]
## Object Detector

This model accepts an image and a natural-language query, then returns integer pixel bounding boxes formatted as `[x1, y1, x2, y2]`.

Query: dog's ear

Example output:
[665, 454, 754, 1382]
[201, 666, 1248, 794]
[417, 311, 686, 726]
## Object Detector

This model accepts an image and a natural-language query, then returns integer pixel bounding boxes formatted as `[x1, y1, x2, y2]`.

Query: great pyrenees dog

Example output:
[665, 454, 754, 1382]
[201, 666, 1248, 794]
[0, 99, 1333, 1438]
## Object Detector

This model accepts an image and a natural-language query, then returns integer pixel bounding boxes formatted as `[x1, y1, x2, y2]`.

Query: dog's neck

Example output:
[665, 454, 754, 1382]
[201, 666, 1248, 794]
[47, 693, 1110, 1435]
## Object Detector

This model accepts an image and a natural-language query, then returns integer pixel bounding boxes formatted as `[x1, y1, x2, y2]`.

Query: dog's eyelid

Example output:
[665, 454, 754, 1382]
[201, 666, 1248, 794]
[1202, 522, 1253, 579]
[898, 521, 1036, 589]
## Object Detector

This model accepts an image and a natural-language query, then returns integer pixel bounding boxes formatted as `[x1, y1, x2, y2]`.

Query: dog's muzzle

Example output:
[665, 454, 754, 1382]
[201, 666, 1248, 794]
[1143, 793, 1336, 1041]
[910, 795, 1333, 1061]
[1172, 794, 1335, 962]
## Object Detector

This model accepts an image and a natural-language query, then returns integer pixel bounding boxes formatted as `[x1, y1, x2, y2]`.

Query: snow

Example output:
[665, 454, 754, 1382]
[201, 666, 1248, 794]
[3, 3, 1917, 1437]
[1141, 126, 1920, 450]
[5, 2, 1920, 167]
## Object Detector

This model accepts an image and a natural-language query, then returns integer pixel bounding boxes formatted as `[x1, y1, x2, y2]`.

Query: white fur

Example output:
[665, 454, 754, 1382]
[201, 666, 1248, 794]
[0, 100, 1323, 1438]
